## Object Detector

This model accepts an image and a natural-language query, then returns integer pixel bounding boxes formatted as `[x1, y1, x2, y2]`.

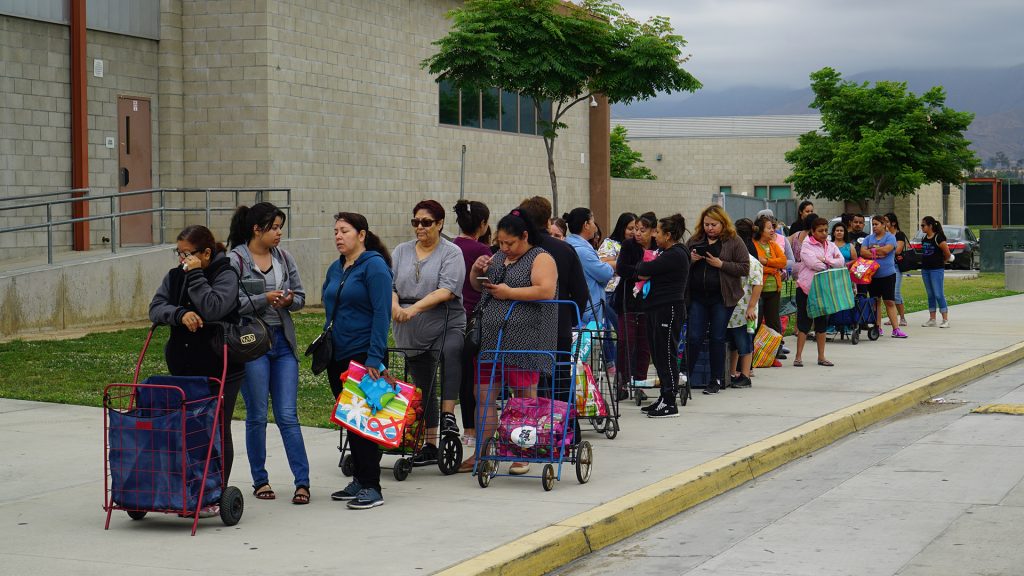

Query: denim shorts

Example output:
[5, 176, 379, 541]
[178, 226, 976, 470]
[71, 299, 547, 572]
[725, 326, 753, 355]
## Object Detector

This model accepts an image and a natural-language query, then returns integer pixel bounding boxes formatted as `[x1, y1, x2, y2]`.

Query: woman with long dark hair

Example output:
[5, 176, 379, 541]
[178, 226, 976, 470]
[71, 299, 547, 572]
[149, 225, 245, 514]
[635, 214, 689, 418]
[227, 202, 310, 505]
[616, 212, 656, 394]
[326, 213, 394, 510]
[885, 212, 909, 327]
[919, 216, 953, 328]
[599, 212, 638, 383]
[753, 215, 786, 341]
[452, 199, 490, 472]
[563, 207, 614, 326]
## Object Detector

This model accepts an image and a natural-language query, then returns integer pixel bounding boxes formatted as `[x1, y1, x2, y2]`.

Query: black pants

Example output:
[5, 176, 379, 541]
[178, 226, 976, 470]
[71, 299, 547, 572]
[327, 355, 383, 492]
[219, 369, 244, 484]
[459, 351, 476, 432]
[758, 289, 782, 335]
[646, 302, 683, 403]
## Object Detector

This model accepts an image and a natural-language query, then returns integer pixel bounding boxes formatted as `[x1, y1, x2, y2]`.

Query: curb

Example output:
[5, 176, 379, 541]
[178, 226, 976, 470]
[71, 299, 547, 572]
[436, 341, 1024, 576]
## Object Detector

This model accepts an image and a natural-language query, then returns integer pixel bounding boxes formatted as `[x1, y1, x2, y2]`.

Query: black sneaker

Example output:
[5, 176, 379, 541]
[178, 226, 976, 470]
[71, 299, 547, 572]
[331, 480, 363, 501]
[647, 403, 679, 418]
[440, 412, 460, 437]
[730, 375, 752, 389]
[411, 443, 439, 467]
[703, 379, 722, 395]
[640, 399, 664, 413]
[616, 385, 630, 402]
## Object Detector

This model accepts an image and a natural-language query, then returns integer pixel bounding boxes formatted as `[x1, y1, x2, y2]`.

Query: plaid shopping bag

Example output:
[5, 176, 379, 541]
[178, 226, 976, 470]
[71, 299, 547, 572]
[752, 324, 783, 368]
[806, 268, 856, 319]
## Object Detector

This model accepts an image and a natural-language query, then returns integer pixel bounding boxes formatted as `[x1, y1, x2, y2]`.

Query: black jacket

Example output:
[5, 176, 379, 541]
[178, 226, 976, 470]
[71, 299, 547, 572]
[149, 251, 242, 379]
[635, 243, 689, 310]
[615, 238, 645, 313]
[537, 232, 590, 346]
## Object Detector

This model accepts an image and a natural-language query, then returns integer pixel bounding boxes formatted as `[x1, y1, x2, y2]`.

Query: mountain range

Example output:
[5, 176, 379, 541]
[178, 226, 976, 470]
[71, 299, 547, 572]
[612, 65, 1024, 166]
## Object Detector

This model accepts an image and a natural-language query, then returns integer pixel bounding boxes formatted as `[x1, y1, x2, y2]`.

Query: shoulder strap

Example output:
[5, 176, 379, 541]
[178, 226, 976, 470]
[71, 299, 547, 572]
[327, 258, 356, 329]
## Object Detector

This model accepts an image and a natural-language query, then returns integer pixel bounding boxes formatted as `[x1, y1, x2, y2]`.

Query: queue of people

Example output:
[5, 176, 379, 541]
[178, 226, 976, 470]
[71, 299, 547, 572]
[148, 197, 953, 511]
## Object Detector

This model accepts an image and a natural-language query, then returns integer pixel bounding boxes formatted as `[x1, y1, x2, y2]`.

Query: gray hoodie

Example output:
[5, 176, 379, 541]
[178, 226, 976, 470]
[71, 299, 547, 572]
[229, 244, 306, 358]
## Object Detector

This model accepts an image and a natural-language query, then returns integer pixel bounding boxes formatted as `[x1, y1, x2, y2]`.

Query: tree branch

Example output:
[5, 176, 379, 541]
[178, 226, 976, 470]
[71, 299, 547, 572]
[554, 92, 593, 122]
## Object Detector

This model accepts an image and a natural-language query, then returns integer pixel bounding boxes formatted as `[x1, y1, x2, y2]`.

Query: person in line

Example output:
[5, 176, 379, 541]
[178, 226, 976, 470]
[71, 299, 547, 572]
[563, 207, 615, 326]
[885, 212, 909, 327]
[149, 225, 245, 515]
[616, 212, 656, 392]
[599, 212, 638, 388]
[727, 219, 764, 389]
[391, 200, 467, 467]
[635, 214, 690, 418]
[326, 213, 393, 510]
[469, 209, 558, 475]
[793, 218, 846, 367]
[451, 199, 490, 472]
[757, 208, 794, 360]
[847, 213, 868, 244]
[227, 203, 310, 505]
[789, 200, 815, 233]
[859, 215, 907, 338]
[919, 216, 953, 328]
[831, 222, 856, 264]
[685, 205, 750, 395]
[548, 217, 567, 240]
[753, 214, 786, 344]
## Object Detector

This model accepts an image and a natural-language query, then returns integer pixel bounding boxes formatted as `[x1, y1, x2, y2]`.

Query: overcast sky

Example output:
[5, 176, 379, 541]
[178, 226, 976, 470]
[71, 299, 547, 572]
[617, 0, 1024, 91]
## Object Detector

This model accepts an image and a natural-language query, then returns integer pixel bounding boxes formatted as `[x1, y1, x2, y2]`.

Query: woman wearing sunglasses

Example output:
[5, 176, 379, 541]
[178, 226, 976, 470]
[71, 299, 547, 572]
[390, 200, 467, 469]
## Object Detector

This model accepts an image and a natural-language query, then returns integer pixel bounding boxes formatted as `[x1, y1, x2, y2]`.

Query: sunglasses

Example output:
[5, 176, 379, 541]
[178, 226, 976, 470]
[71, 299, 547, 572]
[411, 218, 437, 228]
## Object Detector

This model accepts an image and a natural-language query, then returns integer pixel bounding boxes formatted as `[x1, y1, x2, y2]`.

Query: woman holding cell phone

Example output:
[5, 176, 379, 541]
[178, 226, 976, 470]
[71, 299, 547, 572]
[228, 202, 310, 505]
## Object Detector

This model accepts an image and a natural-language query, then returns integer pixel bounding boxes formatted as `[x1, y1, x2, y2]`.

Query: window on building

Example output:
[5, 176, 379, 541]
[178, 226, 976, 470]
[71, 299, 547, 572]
[438, 84, 550, 136]
[754, 185, 792, 200]
[754, 186, 768, 199]
[719, 186, 732, 195]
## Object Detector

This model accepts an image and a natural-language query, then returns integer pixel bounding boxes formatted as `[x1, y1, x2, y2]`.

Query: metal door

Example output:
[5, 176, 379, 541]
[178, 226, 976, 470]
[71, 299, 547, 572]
[118, 96, 152, 245]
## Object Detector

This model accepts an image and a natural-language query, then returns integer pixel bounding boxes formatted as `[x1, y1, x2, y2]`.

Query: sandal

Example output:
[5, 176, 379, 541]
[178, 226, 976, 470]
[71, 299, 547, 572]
[253, 484, 276, 500]
[292, 486, 310, 505]
[793, 360, 804, 367]
[817, 359, 834, 367]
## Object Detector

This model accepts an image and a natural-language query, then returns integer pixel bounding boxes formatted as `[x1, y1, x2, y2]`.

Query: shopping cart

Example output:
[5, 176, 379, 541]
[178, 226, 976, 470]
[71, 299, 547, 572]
[827, 294, 881, 344]
[337, 307, 462, 480]
[473, 300, 593, 491]
[103, 324, 243, 535]
[574, 299, 619, 439]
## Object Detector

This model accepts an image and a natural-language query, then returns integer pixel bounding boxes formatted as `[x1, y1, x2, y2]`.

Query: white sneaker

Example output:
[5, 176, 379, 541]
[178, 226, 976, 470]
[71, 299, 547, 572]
[939, 320, 950, 328]
[921, 319, 937, 327]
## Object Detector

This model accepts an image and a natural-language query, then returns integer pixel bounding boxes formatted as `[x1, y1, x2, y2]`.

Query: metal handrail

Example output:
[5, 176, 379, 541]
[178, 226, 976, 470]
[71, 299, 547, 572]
[0, 188, 292, 265]
[0, 188, 90, 203]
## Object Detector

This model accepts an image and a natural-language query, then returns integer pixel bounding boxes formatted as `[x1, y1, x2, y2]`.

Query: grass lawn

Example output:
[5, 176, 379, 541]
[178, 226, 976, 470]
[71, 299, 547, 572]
[0, 273, 1019, 428]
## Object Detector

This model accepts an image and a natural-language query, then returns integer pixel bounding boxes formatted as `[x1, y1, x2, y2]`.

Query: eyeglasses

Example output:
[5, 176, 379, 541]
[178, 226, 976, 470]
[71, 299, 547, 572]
[411, 218, 437, 228]
[173, 248, 199, 259]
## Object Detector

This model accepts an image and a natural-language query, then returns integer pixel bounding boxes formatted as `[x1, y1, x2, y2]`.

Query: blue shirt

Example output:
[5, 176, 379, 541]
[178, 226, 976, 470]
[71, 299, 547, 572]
[565, 234, 614, 325]
[862, 232, 898, 278]
[322, 251, 393, 369]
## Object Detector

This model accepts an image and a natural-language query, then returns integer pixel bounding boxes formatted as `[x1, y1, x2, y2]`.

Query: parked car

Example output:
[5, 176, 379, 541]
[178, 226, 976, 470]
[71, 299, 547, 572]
[910, 225, 979, 270]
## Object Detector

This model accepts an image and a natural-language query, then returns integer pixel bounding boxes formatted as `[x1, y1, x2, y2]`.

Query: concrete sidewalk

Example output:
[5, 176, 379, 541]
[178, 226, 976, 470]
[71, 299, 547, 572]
[2, 295, 1024, 576]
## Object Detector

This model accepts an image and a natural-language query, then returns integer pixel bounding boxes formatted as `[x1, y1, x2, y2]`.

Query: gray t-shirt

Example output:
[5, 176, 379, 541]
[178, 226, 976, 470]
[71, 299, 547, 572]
[260, 257, 283, 326]
[391, 237, 467, 350]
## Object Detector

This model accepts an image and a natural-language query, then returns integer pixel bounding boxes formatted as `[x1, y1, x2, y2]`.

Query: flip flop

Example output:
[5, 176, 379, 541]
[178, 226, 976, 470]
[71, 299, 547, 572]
[292, 486, 310, 505]
[817, 359, 834, 367]
[253, 483, 276, 500]
[793, 360, 804, 367]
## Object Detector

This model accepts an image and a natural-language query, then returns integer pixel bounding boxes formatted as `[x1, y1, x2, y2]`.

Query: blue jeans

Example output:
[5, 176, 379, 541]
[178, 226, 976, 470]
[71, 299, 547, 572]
[894, 270, 904, 305]
[686, 297, 734, 385]
[242, 326, 310, 488]
[921, 268, 948, 313]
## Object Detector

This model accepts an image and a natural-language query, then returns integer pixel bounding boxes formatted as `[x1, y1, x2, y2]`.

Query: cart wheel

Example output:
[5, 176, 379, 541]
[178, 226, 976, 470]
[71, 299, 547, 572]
[393, 457, 413, 481]
[590, 417, 606, 433]
[341, 453, 354, 477]
[127, 510, 147, 520]
[575, 441, 593, 484]
[604, 418, 618, 440]
[219, 486, 243, 526]
[851, 329, 860, 345]
[542, 464, 555, 491]
[477, 438, 498, 488]
[868, 326, 880, 341]
[438, 436, 463, 476]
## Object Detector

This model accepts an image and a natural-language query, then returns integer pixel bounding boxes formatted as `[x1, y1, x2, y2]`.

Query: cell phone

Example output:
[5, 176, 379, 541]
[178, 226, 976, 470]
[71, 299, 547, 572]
[476, 276, 490, 284]
[694, 245, 709, 257]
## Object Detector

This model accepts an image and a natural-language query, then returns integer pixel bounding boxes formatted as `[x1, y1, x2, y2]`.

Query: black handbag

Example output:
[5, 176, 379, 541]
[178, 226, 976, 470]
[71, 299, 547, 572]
[219, 263, 274, 364]
[305, 263, 352, 375]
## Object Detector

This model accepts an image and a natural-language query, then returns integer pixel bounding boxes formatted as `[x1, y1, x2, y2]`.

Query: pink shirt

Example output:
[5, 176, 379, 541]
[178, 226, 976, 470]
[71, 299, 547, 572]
[797, 236, 846, 294]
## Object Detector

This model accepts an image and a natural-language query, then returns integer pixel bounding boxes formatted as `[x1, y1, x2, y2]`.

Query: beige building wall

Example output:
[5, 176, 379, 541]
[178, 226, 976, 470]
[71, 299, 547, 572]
[0, 15, 160, 259]
[610, 178, 713, 231]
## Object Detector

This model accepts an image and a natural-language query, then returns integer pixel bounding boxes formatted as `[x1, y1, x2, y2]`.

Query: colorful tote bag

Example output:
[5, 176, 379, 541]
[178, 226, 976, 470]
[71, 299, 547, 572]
[330, 361, 416, 449]
[806, 268, 856, 319]
[752, 324, 783, 368]
[849, 257, 880, 285]
[574, 362, 609, 417]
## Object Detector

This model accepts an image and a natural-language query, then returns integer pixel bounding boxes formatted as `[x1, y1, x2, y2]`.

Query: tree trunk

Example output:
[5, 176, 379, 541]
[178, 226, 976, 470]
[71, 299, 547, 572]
[545, 135, 559, 215]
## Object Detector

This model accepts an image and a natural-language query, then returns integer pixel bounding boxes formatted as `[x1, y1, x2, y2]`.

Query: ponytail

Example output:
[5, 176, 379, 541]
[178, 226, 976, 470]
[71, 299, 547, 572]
[562, 207, 592, 235]
[334, 211, 391, 268]
[658, 213, 687, 242]
[228, 202, 286, 248]
[454, 199, 490, 236]
[364, 231, 392, 268]
[227, 205, 250, 248]
[922, 216, 944, 238]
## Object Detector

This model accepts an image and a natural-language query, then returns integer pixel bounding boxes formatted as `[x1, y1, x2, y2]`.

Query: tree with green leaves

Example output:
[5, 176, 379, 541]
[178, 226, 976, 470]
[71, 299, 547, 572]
[610, 125, 656, 180]
[422, 0, 700, 213]
[785, 67, 978, 208]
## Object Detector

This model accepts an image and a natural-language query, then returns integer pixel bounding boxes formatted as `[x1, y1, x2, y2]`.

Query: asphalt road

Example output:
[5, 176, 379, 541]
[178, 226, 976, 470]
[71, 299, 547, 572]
[552, 359, 1024, 576]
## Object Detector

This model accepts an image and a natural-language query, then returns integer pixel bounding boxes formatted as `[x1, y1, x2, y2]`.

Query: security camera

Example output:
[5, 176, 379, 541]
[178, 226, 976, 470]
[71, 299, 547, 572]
[589, 96, 598, 108]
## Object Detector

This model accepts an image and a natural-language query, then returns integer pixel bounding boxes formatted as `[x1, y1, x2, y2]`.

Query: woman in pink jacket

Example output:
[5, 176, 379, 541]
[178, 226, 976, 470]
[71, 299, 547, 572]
[794, 217, 846, 367]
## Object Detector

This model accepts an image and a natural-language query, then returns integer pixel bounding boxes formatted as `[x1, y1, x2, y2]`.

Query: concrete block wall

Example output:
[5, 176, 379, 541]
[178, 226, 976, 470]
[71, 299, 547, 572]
[611, 178, 715, 234]
[0, 15, 160, 262]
